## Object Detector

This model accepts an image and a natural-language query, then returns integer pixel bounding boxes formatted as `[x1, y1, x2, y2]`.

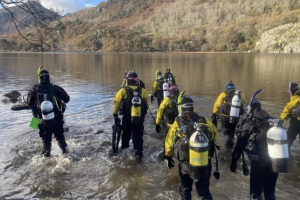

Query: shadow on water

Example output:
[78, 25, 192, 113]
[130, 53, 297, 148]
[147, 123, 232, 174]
[0, 53, 299, 199]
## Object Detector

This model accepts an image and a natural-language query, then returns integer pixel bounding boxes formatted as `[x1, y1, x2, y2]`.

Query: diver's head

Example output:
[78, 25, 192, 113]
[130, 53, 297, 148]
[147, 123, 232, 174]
[225, 81, 235, 92]
[246, 98, 269, 119]
[289, 82, 299, 96]
[169, 84, 179, 97]
[39, 70, 50, 83]
[157, 71, 163, 80]
[166, 69, 170, 73]
[179, 97, 194, 120]
[127, 72, 138, 85]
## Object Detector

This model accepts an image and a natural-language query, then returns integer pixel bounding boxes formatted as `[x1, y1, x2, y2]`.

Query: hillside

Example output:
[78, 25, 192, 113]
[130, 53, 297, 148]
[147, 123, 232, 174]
[1, 0, 300, 53]
[0, 2, 60, 35]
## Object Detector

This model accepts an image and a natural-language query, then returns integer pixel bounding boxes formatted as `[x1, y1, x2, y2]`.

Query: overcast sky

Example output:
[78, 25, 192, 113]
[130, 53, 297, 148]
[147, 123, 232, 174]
[0, 1, 106, 15]
[40, 0, 106, 14]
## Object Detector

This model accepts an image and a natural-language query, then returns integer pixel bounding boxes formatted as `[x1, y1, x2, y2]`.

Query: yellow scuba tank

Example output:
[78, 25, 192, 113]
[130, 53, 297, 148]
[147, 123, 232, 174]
[189, 123, 209, 180]
[131, 92, 142, 123]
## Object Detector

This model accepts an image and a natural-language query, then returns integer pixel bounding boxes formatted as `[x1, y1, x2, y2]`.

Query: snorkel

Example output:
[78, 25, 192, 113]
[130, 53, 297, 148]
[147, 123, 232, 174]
[177, 91, 186, 115]
[288, 81, 292, 97]
[37, 66, 42, 83]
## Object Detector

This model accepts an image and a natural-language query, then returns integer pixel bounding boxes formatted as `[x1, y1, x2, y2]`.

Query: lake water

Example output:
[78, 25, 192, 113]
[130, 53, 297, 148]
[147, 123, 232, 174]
[0, 52, 299, 199]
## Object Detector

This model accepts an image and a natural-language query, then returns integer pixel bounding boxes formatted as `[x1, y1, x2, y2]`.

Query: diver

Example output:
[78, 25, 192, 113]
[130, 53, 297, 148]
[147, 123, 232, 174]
[27, 69, 70, 157]
[230, 94, 284, 200]
[211, 81, 246, 147]
[280, 82, 300, 148]
[155, 84, 180, 134]
[151, 71, 166, 107]
[164, 97, 221, 200]
[113, 72, 149, 159]
[163, 68, 176, 86]
[120, 69, 145, 89]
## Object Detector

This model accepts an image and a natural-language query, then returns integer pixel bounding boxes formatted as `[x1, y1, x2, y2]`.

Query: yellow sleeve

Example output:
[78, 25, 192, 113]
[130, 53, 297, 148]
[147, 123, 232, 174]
[120, 78, 126, 88]
[165, 121, 180, 157]
[205, 117, 221, 147]
[156, 97, 170, 125]
[212, 92, 226, 114]
[113, 88, 127, 115]
[152, 81, 158, 96]
[280, 96, 300, 119]
[142, 88, 150, 107]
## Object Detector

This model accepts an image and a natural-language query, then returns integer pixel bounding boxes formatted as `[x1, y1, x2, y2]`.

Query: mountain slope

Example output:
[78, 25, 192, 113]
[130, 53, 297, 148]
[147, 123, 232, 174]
[0, 2, 60, 35]
[1, 0, 300, 53]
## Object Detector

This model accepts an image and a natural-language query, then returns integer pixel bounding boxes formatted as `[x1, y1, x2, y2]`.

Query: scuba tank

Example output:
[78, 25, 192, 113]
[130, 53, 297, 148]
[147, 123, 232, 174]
[41, 94, 55, 126]
[229, 90, 241, 123]
[131, 92, 142, 123]
[267, 120, 290, 173]
[163, 79, 169, 98]
[189, 123, 209, 180]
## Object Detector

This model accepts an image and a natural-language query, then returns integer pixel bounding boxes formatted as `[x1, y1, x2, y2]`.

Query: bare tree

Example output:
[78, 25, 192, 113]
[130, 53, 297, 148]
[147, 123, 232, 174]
[0, 0, 62, 51]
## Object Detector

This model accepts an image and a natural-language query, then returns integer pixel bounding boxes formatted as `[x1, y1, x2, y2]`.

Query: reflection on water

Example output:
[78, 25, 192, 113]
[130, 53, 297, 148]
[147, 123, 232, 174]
[0, 53, 299, 199]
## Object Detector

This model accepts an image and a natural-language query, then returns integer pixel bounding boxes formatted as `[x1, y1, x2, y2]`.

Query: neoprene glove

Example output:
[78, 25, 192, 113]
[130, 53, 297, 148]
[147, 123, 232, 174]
[211, 113, 218, 127]
[113, 114, 121, 125]
[230, 161, 237, 172]
[164, 156, 175, 169]
[151, 96, 154, 103]
[156, 124, 161, 133]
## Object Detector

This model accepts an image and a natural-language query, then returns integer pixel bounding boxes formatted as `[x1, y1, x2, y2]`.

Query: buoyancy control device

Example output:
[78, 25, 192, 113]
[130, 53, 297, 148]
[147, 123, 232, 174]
[290, 103, 300, 118]
[267, 120, 290, 173]
[189, 123, 209, 180]
[41, 94, 55, 126]
[131, 91, 142, 123]
[230, 90, 241, 123]
[163, 79, 169, 98]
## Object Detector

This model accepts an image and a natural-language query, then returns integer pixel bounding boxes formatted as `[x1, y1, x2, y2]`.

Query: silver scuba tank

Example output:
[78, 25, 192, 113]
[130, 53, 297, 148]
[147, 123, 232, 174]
[163, 79, 169, 98]
[267, 120, 290, 173]
[230, 90, 241, 123]
[41, 94, 55, 126]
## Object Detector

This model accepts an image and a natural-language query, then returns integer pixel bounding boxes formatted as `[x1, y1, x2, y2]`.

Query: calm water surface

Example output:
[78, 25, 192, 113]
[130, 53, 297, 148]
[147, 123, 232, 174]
[0, 53, 299, 199]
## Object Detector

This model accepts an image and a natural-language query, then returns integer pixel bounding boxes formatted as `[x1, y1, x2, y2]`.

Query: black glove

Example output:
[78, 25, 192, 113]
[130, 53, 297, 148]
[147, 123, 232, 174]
[113, 114, 121, 126]
[211, 113, 218, 127]
[164, 156, 175, 169]
[230, 161, 237, 172]
[156, 124, 161, 133]
[151, 96, 154, 103]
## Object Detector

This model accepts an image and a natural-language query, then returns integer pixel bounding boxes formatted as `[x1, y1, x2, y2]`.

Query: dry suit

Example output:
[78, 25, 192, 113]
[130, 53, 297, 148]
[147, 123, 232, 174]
[113, 85, 149, 157]
[27, 77, 70, 157]
[156, 95, 179, 128]
[280, 89, 300, 148]
[212, 90, 246, 146]
[165, 113, 221, 200]
[231, 107, 278, 200]
[151, 78, 166, 107]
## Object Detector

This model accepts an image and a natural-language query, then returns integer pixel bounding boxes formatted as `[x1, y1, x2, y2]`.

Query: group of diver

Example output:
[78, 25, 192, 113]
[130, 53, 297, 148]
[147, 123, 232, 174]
[23, 67, 300, 200]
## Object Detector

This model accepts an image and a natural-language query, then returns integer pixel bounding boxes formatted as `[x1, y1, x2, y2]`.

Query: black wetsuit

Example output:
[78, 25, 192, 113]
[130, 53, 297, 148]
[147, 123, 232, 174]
[231, 115, 278, 200]
[27, 79, 70, 157]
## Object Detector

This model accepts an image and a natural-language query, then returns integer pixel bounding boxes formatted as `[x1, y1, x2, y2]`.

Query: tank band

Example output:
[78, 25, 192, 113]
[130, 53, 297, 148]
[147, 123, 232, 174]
[267, 138, 288, 145]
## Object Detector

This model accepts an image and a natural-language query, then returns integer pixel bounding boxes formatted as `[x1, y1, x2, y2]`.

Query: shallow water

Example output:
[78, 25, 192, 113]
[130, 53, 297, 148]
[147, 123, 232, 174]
[0, 52, 299, 199]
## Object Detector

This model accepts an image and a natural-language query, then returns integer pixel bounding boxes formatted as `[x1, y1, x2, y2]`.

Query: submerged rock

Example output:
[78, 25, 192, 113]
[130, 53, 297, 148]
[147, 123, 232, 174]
[4, 90, 21, 99]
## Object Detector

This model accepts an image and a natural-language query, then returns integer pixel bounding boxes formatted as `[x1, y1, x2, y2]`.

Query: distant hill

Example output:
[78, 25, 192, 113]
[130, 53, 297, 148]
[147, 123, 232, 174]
[1, 0, 300, 53]
[0, 2, 60, 35]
